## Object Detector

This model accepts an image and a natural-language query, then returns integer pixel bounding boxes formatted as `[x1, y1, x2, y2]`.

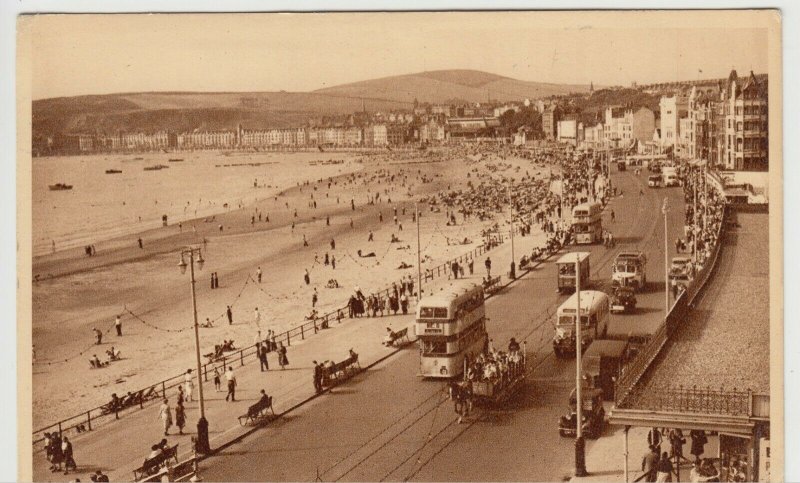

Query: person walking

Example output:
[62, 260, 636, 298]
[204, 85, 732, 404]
[227, 305, 233, 325]
[312, 288, 318, 308]
[648, 427, 663, 454]
[468, 259, 474, 275]
[184, 369, 194, 402]
[254, 307, 261, 328]
[114, 315, 122, 336]
[485, 257, 492, 278]
[278, 342, 289, 370]
[689, 430, 707, 460]
[640, 445, 659, 482]
[213, 367, 221, 392]
[655, 452, 674, 482]
[93, 328, 103, 345]
[158, 398, 173, 436]
[257, 266, 262, 283]
[259, 344, 269, 371]
[61, 436, 77, 475]
[304, 269, 310, 285]
[175, 400, 186, 435]
[313, 360, 323, 394]
[225, 367, 237, 402]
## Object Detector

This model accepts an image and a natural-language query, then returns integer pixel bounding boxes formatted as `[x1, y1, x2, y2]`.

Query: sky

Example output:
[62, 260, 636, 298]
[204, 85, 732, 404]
[22, 11, 772, 100]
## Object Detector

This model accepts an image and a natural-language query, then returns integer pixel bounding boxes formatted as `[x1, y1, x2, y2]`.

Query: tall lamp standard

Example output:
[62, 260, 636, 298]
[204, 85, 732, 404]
[178, 247, 211, 455]
[662, 198, 670, 314]
[574, 252, 587, 477]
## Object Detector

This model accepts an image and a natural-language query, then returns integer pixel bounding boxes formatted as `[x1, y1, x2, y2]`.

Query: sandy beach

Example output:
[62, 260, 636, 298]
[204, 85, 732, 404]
[31, 149, 559, 430]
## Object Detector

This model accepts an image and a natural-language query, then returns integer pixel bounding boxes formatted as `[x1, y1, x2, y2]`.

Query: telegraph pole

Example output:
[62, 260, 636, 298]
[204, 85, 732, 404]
[662, 198, 670, 314]
[416, 203, 422, 299]
[574, 252, 587, 477]
[508, 179, 515, 279]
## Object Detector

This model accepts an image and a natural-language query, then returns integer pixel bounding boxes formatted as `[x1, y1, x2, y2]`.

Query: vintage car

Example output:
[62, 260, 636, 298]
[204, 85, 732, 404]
[669, 256, 693, 278]
[611, 287, 637, 314]
[648, 174, 662, 188]
[616, 161, 627, 171]
[558, 387, 605, 438]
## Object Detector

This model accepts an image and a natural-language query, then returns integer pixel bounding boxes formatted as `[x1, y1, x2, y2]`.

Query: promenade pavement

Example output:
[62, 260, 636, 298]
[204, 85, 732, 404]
[33, 223, 538, 482]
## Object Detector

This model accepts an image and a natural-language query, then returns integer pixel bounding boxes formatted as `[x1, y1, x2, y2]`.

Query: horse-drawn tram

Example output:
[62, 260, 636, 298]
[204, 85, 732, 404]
[470, 346, 527, 406]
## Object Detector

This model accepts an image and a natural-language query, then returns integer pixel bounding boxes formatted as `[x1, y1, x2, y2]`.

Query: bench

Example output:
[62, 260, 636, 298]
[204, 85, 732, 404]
[383, 327, 410, 347]
[237, 396, 276, 426]
[483, 276, 502, 295]
[133, 444, 179, 481]
[321, 354, 362, 387]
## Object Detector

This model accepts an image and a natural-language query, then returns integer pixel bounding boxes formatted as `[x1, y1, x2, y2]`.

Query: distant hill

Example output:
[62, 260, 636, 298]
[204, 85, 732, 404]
[32, 70, 591, 137]
[314, 69, 590, 104]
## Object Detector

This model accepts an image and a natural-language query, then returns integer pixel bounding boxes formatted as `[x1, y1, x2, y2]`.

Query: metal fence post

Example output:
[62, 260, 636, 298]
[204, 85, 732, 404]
[58, 422, 62, 437]
[240, 350, 244, 366]
[301, 325, 305, 340]
[287, 332, 291, 346]
[87, 411, 92, 431]
[162, 381, 166, 398]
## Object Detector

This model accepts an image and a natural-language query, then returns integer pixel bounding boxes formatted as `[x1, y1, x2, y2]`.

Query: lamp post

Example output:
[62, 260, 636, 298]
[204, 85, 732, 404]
[415, 203, 422, 299]
[508, 179, 515, 279]
[662, 198, 670, 315]
[178, 247, 211, 454]
[574, 252, 587, 477]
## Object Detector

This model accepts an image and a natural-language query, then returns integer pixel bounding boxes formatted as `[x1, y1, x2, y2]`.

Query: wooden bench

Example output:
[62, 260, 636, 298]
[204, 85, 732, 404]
[133, 444, 179, 481]
[237, 396, 276, 426]
[321, 354, 362, 387]
[483, 276, 502, 295]
[383, 327, 410, 347]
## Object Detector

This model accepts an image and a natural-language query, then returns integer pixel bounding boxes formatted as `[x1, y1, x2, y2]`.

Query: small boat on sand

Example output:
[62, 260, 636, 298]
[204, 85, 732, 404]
[143, 164, 170, 171]
[49, 183, 73, 190]
[105, 169, 122, 174]
[168, 158, 184, 162]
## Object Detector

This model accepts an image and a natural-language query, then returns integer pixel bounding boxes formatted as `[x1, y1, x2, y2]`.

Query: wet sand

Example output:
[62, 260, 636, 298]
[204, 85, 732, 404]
[31, 151, 556, 429]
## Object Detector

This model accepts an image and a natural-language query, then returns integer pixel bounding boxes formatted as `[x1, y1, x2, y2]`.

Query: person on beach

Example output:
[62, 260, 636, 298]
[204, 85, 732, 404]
[227, 305, 233, 325]
[312, 288, 318, 308]
[115, 315, 122, 336]
[213, 367, 221, 392]
[368, 231, 374, 242]
[184, 369, 194, 402]
[254, 307, 261, 328]
[93, 328, 103, 345]
[175, 400, 186, 435]
[158, 398, 173, 436]
[332, 256, 336, 270]
[225, 367, 237, 402]
[330, 239, 336, 250]
[210, 273, 215, 290]
[138, 237, 143, 249]
[257, 267, 262, 283]
[304, 269, 310, 285]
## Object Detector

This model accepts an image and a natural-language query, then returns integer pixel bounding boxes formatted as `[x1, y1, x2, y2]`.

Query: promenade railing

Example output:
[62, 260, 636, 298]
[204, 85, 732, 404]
[33, 236, 507, 445]
[614, 181, 729, 413]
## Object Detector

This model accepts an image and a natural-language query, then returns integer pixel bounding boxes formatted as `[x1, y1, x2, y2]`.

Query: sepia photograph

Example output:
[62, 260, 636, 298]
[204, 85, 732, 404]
[15, 8, 784, 482]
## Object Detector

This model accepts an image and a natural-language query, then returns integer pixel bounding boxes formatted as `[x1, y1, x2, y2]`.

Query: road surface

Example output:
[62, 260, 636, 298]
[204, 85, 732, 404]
[199, 167, 687, 481]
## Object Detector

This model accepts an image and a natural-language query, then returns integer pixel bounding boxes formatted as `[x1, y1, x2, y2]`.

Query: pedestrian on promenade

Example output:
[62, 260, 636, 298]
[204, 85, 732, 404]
[48, 432, 64, 472]
[689, 430, 707, 460]
[313, 361, 323, 394]
[177, 385, 185, 406]
[184, 369, 194, 402]
[655, 452, 673, 482]
[213, 367, 221, 392]
[400, 293, 409, 314]
[175, 400, 186, 435]
[451, 261, 459, 279]
[669, 428, 688, 465]
[485, 257, 492, 278]
[227, 305, 233, 325]
[648, 427, 663, 454]
[278, 342, 289, 369]
[257, 266, 262, 283]
[61, 436, 77, 475]
[158, 398, 172, 436]
[312, 288, 319, 308]
[225, 367, 237, 402]
[639, 445, 659, 482]
[259, 344, 269, 371]
[115, 315, 122, 336]
[254, 307, 261, 328]
[93, 328, 103, 345]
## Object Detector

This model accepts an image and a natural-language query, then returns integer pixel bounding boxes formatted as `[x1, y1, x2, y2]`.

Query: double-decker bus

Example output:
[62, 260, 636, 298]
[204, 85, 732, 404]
[415, 281, 488, 378]
[571, 202, 603, 244]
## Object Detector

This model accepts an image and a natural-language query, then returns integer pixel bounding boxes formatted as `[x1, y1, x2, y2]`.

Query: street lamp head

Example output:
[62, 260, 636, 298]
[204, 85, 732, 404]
[196, 252, 205, 270]
[178, 255, 188, 275]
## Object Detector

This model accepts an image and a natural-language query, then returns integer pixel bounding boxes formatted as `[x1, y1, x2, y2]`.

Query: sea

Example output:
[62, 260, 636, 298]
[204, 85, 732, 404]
[32, 151, 362, 257]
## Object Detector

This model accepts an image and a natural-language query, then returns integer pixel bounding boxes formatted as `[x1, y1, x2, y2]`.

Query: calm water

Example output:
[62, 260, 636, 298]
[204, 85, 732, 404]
[32, 151, 361, 256]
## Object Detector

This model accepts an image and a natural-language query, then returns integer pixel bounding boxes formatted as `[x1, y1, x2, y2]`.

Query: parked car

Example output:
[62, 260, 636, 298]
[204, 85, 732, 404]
[558, 387, 605, 438]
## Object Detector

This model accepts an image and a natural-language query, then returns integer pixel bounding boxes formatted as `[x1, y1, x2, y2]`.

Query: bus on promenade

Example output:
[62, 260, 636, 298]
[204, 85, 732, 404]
[571, 202, 603, 244]
[415, 281, 488, 378]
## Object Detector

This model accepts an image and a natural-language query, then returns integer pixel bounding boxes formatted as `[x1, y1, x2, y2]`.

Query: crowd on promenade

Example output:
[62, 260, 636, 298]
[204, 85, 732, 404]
[680, 167, 726, 273]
